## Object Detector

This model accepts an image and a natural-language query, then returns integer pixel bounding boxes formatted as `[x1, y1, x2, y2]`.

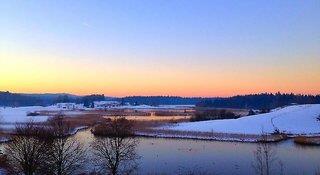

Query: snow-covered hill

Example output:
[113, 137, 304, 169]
[163, 104, 320, 135]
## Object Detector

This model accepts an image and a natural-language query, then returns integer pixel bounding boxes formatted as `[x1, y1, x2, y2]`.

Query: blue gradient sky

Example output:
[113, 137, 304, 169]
[1, 0, 319, 96]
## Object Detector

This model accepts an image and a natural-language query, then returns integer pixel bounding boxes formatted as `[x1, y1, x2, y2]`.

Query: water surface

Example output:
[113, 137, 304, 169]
[75, 130, 320, 175]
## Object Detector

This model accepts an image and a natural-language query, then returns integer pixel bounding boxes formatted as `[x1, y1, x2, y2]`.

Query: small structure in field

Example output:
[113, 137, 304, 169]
[56, 103, 77, 110]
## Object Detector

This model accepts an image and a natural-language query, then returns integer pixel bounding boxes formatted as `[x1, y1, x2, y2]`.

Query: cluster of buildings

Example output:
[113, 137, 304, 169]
[93, 101, 121, 109]
[56, 101, 121, 110]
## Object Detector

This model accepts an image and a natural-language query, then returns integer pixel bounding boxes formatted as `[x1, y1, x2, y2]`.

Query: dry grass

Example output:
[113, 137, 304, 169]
[153, 109, 194, 116]
[38, 107, 248, 129]
[25, 108, 293, 143]
[61, 114, 106, 128]
[294, 136, 320, 146]
[55, 112, 191, 131]
[103, 115, 191, 122]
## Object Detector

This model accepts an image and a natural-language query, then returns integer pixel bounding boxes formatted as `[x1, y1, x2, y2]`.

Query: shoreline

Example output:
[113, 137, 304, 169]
[0, 125, 89, 144]
[135, 129, 320, 143]
[1, 125, 320, 145]
[0, 127, 287, 144]
[135, 129, 286, 143]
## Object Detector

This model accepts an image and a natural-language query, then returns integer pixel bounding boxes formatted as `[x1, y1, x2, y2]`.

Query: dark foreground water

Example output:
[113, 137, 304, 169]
[73, 130, 320, 175]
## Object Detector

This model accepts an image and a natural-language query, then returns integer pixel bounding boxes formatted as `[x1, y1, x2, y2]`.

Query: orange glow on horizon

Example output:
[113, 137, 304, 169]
[1, 53, 319, 97]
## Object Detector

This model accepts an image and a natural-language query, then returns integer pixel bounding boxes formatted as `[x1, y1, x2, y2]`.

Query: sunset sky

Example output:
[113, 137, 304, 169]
[1, 0, 319, 97]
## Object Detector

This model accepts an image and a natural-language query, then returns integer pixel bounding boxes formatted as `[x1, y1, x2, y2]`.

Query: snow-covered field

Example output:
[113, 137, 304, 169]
[162, 104, 320, 135]
[0, 106, 59, 123]
[0, 105, 86, 130]
[0, 104, 193, 123]
[0, 106, 53, 130]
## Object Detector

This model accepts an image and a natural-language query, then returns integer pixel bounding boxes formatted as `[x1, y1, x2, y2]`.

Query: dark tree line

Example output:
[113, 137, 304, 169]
[190, 109, 239, 121]
[2, 91, 319, 109]
[120, 96, 208, 106]
[0, 91, 43, 107]
[0, 93, 207, 107]
[196, 93, 320, 110]
[0, 91, 105, 107]
[81, 94, 105, 108]
[50, 94, 106, 108]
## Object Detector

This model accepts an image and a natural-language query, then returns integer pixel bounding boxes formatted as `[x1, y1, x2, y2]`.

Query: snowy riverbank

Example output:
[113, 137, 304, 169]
[160, 104, 320, 136]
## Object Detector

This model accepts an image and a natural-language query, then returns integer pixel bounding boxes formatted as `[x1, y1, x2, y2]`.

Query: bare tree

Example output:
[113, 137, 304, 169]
[92, 137, 139, 175]
[91, 118, 139, 175]
[5, 117, 86, 175]
[315, 168, 320, 175]
[5, 121, 52, 175]
[252, 132, 278, 175]
[253, 144, 264, 175]
[91, 117, 134, 137]
[46, 116, 87, 175]
[0, 110, 3, 152]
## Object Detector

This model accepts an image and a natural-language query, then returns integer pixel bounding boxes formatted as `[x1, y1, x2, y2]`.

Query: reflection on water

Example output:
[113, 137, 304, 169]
[65, 130, 320, 175]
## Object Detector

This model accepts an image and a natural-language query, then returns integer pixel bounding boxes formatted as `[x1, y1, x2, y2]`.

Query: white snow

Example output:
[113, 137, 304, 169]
[163, 104, 320, 135]
[0, 105, 83, 124]
[0, 105, 92, 132]
[0, 106, 53, 123]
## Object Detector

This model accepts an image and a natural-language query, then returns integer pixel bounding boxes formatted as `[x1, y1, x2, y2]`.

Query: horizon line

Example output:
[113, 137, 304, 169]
[2, 90, 319, 98]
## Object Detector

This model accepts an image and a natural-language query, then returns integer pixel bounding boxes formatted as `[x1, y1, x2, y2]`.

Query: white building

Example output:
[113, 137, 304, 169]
[56, 103, 77, 110]
[94, 101, 121, 109]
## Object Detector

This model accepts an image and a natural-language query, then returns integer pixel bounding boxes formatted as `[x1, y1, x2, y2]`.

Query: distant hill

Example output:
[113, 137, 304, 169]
[0, 92, 211, 107]
[196, 93, 320, 110]
[1, 91, 319, 109]
[21, 93, 80, 106]
[0, 91, 106, 107]
[0, 91, 43, 107]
